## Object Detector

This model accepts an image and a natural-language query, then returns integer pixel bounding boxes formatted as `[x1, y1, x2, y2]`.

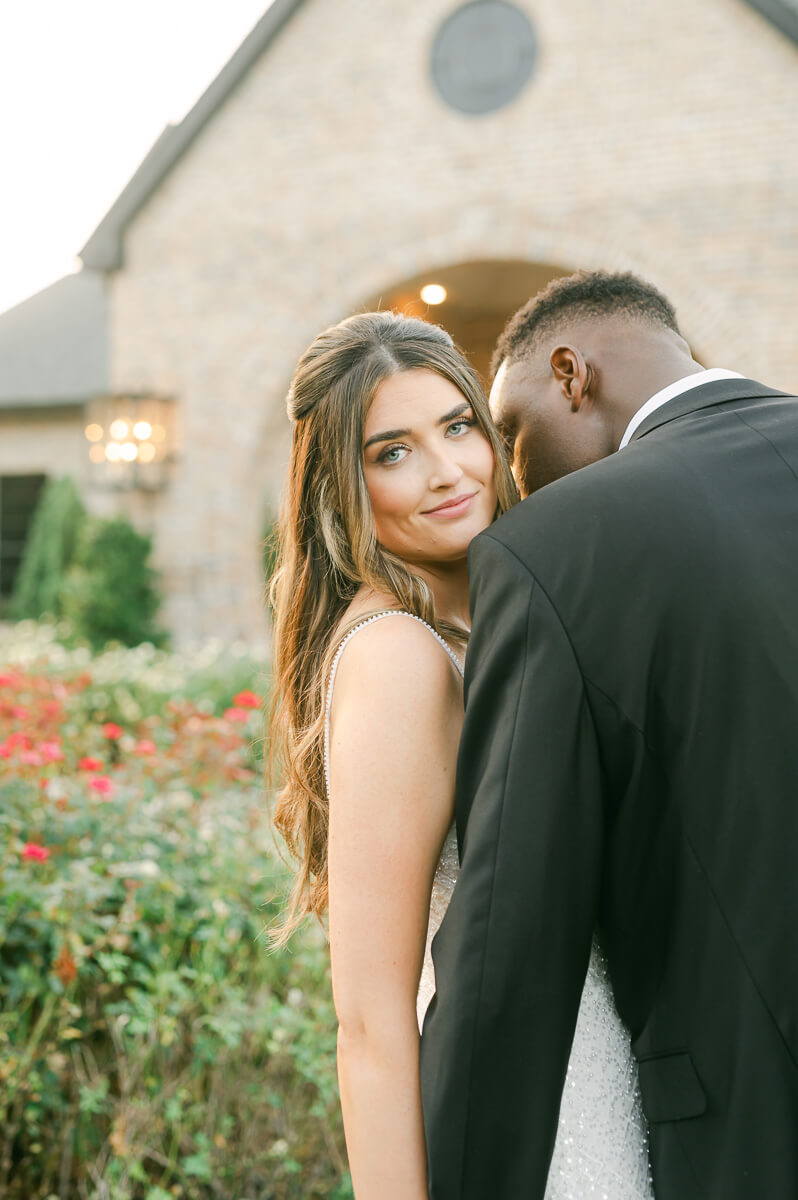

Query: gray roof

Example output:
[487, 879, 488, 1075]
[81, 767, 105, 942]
[0, 272, 107, 408]
[80, 0, 308, 271]
[744, 0, 798, 42]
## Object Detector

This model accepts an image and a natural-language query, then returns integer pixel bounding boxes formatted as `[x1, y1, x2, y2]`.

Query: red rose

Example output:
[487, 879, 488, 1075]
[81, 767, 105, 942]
[78, 756, 104, 771]
[232, 690, 262, 709]
[102, 723, 123, 739]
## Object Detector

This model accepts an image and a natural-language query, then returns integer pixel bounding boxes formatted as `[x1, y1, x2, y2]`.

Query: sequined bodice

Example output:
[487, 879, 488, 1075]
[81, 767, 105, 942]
[418, 842, 654, 1198]
[325, 611, 654, 1199]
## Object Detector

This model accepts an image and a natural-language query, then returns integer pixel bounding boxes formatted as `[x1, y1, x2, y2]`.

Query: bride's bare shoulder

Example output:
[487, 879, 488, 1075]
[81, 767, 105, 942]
[331, 597, 457, 710]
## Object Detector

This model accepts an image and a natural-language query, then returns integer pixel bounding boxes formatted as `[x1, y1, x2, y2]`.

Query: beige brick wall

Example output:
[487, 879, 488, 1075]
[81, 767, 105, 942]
[108, 0, 798, 643]
[0, 410, 86, 478]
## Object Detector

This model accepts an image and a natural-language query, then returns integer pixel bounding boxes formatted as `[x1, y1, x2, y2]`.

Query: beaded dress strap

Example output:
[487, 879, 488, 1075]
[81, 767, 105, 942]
[323, 610, 465, 801]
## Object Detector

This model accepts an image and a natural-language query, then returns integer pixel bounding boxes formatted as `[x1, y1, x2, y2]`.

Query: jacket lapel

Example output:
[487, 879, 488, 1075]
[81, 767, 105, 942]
[629, 378, 793, 444]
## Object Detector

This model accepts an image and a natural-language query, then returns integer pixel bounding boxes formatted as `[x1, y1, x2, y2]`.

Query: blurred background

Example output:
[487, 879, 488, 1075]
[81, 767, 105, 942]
[0, 4, 796, 1196]
[1, 0, 796, 646]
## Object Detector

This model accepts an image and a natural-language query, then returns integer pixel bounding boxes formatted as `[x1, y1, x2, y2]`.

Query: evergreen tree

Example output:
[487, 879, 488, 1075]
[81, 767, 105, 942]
[11, 476, 85, 619]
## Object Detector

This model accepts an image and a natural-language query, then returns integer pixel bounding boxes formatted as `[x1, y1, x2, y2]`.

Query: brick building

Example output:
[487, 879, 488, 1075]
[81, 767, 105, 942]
[1, 0, 796, 643]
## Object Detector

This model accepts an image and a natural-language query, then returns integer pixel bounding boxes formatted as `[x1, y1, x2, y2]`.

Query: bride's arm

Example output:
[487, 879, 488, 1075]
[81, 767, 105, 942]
[327, 617, 462, 1200]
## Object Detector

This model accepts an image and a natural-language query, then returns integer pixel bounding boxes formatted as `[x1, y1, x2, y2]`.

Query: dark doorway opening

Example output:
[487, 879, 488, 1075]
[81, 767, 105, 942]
[0, 474, 47, 605]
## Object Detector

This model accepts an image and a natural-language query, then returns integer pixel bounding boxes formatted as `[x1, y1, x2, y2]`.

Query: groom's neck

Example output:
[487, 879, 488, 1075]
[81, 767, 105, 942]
[604, 330, 703, 448]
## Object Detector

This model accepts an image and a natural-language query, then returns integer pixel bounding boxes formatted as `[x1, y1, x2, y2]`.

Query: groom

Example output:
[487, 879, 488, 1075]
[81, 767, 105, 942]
[419, 270, 798, 1198]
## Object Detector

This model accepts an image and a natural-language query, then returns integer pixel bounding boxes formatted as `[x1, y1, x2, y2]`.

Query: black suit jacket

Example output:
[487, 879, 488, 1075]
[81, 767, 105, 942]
[420, 378, 798, 1199]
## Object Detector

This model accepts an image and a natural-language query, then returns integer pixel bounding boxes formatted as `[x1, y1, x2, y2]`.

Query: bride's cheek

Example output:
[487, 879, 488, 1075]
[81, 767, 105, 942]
[473, 437, 496, 485]
[369, 477, 414, 528]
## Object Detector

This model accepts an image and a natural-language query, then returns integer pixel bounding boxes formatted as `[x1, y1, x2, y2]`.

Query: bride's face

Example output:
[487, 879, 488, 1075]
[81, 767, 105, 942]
[363, 368, 498, 567]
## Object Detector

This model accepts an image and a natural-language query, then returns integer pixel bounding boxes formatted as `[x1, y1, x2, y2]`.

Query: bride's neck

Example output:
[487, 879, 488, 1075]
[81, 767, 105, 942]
[415, 558, 471, 633]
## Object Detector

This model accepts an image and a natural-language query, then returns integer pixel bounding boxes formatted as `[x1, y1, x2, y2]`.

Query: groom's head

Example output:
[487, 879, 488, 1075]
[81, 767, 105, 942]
[490, 270, 697, 497]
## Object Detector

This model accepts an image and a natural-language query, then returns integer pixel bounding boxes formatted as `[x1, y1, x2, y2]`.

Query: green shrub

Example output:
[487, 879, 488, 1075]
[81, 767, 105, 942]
[63, 517, 168, 650]
[10, 476, 85, 620]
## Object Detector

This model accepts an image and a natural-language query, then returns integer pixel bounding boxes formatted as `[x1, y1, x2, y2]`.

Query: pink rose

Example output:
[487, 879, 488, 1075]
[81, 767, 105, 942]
[232, 690, 262, 709]
[38, 740, 64, 763]
[223, 707, 250, 723]
[78, 756, 104, 771]
[88, 775, 116, 799]
[22, 842, 50, 862]
[101, 723, 123, 739]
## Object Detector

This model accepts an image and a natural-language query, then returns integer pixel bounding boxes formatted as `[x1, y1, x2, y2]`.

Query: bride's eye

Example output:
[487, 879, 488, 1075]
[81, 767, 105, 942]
[447, 417, 475, 437]
[378, 443, 408, 465]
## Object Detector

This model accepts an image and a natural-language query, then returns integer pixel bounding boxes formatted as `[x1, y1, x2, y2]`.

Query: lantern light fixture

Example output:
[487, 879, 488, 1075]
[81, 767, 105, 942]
[85, 394, 174, 491]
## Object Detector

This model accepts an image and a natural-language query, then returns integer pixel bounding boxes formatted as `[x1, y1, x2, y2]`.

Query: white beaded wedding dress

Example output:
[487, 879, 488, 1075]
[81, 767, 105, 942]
[325, 610, 655, 1199]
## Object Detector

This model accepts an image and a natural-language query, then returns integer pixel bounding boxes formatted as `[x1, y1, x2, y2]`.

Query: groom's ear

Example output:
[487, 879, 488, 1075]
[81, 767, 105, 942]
[550, 345, 592, 412]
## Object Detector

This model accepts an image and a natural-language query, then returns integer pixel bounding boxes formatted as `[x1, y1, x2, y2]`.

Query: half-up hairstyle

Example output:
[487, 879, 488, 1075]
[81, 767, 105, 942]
[266, 310, 517, 947]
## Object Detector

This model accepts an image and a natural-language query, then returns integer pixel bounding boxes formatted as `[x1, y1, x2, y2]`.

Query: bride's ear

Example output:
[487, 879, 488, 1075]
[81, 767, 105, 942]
[550, 345, 591, 412]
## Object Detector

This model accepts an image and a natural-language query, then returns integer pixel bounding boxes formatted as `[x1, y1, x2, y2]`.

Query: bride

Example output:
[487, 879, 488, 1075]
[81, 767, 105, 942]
[267, 310, 654, 1198]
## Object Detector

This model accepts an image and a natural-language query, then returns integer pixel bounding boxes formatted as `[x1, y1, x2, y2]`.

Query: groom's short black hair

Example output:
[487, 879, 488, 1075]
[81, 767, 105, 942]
[492, 270, 681, 378]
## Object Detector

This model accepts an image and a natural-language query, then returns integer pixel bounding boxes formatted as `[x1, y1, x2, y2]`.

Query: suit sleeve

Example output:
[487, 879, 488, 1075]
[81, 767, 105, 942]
[420, 532, 605, 1199]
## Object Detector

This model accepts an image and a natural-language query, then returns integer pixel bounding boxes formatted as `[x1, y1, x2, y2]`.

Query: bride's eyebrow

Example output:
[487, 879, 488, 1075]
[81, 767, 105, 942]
[363, 402, 471, 450]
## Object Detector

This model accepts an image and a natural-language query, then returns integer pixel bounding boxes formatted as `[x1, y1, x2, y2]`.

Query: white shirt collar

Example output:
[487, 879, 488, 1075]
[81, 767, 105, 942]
[619, 369, 744, 449]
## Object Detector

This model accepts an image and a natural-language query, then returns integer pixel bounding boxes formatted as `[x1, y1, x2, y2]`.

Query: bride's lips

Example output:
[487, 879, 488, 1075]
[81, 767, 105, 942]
[422, 491, 477, 518]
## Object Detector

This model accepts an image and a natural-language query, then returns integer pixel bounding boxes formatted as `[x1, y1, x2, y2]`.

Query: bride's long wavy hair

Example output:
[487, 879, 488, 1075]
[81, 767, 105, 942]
[266, 310, 517, 948]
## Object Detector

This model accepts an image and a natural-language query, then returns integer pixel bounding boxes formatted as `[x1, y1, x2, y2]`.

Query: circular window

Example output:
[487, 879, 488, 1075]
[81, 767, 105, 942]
[431, 1, 538, 116]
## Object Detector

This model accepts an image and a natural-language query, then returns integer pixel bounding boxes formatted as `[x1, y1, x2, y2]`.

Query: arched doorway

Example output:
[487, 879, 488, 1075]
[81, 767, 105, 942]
[362, 259, 570, 384]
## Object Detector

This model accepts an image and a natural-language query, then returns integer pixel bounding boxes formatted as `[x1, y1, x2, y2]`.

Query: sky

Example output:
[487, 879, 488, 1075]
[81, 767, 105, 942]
[0, 1, 273, 315]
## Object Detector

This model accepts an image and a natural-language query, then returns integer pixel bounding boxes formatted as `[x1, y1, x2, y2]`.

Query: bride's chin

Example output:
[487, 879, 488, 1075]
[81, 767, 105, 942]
[414, 541, 476, 567]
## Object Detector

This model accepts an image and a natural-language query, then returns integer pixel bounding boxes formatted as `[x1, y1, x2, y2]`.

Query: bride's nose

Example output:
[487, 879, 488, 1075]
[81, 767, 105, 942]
[427, 445, 464, 490]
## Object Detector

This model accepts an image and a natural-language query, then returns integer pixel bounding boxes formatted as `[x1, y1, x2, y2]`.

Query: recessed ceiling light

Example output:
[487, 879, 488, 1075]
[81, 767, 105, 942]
[420, 284, 447, 305]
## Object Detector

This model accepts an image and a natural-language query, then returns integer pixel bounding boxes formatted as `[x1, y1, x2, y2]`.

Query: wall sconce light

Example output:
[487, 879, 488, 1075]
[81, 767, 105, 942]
[84, 394, 175, 491]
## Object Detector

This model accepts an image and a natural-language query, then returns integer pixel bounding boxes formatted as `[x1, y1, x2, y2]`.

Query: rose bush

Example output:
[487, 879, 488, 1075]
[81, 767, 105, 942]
[0, 631, 351, 1200]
